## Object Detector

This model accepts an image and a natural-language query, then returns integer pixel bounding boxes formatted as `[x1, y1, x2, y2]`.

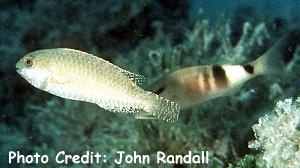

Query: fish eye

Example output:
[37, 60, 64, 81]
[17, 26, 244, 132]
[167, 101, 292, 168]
[23, 57, 34, 68]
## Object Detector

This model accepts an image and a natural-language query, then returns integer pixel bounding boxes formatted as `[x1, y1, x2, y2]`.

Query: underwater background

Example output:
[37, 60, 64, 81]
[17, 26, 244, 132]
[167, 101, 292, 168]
[1, 0, 300, 167]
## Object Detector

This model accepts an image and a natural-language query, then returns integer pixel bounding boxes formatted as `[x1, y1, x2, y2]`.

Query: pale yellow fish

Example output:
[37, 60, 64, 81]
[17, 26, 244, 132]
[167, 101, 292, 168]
[16, 48, 180, 122]
[148, 31, 299, 110]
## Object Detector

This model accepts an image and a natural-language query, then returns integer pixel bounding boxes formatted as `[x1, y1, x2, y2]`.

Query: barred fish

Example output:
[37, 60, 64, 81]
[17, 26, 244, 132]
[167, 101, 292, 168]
[16, 48, 180, 122]
[148, 31, 299, 110]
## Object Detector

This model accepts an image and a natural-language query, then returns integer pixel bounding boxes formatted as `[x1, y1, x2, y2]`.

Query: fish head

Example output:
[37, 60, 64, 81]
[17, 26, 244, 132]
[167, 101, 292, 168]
[16, 50, 52, 89]
[148, 77, 183, 104]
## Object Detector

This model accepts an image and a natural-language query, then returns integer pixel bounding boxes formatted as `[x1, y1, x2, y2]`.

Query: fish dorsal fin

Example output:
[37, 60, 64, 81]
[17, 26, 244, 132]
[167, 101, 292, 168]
[96, 56, 146, 86]
[118, 68, 146, 86]
[83, 52, 146, 85]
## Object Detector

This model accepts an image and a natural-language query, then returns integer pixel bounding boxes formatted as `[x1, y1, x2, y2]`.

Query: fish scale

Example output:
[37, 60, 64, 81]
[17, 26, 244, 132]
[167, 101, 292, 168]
[149, 32, 299, 110]
[56, 55, 134, 108]
[16, 48, 180, 122]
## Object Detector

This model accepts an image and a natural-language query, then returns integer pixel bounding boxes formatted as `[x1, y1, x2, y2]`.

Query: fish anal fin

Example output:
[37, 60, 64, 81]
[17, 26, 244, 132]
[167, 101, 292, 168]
[135, 113, 158, 120]
[96, 101, 143, 114]
[147, 93, 181, 123]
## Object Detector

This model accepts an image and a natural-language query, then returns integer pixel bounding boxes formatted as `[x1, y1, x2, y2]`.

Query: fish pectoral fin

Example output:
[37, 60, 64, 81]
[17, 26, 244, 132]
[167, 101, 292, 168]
[47, 76, 74, 85]
[118, 69, 146, 86]
[40, 76, 73, 90]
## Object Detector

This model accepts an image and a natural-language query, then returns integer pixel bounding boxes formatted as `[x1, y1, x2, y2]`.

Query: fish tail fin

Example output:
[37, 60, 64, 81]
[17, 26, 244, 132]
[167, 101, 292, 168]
[249, 30, 299, 75]
[144, 92, 180, 123]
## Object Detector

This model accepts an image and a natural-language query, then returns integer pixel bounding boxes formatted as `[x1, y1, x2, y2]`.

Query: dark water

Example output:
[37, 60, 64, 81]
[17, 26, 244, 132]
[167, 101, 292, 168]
[1, 0, 300, 167]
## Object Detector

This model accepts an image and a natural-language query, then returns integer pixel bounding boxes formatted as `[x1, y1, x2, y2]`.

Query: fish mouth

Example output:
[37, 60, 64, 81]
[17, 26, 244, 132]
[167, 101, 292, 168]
[16, 67, 21, 74]
[16, 61, 23, 74]
[16, 66, 24, 76]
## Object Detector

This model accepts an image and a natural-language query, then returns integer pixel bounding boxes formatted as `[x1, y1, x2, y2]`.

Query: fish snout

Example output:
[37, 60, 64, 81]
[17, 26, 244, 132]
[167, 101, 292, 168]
[16, 60, 23, 73]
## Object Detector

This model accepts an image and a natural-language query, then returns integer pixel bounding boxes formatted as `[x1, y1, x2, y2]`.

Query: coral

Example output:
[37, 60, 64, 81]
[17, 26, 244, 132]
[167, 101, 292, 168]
[249, 98, 300, 168]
